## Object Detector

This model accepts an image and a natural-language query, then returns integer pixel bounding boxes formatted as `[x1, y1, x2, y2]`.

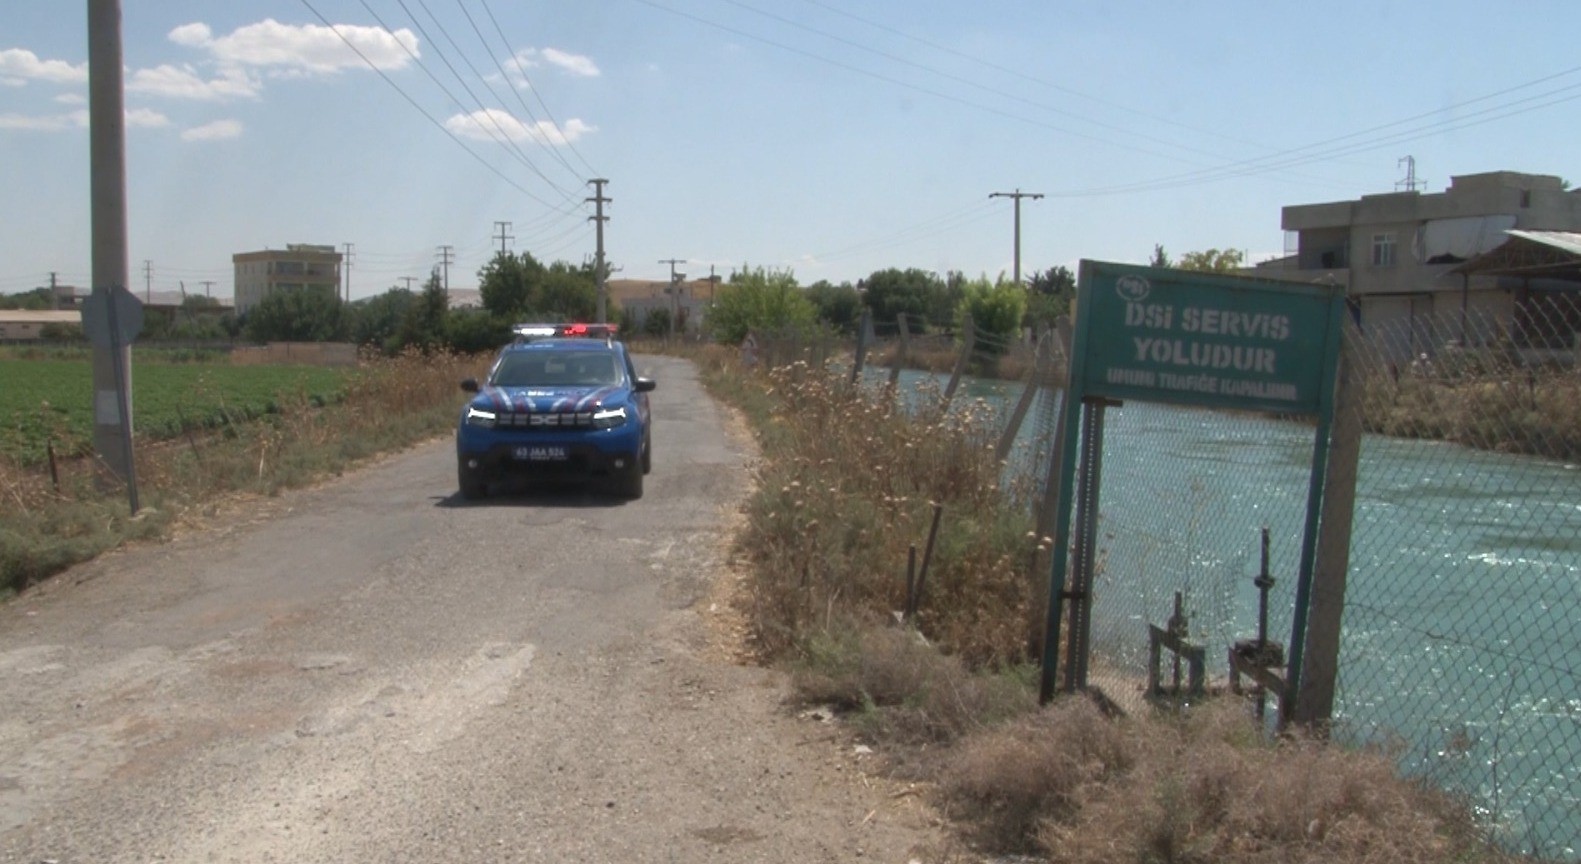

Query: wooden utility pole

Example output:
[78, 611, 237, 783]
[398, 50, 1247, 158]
[493, 221, 514, 255]
[659, 258, 685, 340]
[990, 189, 1044, 285]
[588, 179, 610, 323]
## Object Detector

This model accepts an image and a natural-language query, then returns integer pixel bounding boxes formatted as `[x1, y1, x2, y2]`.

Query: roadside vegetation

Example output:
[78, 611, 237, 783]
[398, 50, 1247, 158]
[695, 343, 1524, 863]
[0, 348, 483, 597]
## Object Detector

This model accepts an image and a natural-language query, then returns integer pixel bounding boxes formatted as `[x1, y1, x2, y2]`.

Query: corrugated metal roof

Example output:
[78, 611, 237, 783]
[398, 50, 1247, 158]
[1506, 230, 1581, 257]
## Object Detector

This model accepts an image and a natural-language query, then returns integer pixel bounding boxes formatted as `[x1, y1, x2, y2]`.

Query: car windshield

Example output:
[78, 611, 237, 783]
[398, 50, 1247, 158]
[492, 351, 620, 388]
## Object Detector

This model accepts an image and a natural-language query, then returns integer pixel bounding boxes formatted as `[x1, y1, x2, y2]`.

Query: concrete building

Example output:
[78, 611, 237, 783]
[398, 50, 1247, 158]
[0, 310, 81, 341]
[608, 278, 716, 335]
[1259, 171, 1581, 362]
[232, 244, 343, 315]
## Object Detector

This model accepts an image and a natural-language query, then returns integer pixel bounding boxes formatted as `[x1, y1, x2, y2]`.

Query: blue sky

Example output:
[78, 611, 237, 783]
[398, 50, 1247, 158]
[1, 1, 1577, 302]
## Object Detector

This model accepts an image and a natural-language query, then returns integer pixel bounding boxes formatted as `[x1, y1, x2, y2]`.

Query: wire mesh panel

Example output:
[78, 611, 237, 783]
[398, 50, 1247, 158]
[1336, 295, 1581, 857]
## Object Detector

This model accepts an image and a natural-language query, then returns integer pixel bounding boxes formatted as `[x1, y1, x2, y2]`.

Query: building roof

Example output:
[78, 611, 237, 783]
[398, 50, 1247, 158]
[1454, 230, 1581, 283]
[0, 310, 80, 324]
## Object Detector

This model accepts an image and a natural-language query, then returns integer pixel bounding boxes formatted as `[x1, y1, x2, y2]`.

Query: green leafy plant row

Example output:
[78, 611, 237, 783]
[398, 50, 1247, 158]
[0, 359, 350, 466]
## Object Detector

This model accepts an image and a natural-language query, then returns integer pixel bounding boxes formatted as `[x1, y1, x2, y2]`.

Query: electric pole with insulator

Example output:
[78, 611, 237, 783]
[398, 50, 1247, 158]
[588, 179, 611, 323]
[990, 189, 1044, 286]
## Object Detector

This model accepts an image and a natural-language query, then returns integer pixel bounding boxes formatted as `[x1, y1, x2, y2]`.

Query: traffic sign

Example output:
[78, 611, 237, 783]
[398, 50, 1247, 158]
[81, 284, 144, 347]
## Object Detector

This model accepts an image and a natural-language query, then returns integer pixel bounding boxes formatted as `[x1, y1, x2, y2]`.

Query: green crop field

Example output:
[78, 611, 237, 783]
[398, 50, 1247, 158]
[1, 359, 352, 466]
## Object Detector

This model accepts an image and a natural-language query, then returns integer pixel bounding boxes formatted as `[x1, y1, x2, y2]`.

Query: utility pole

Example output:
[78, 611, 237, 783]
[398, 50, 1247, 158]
[399, 276, 417, 290]
[659, 257, 686, 340]
[436, 244, 454, 291]
[493, 221, 514, 255]
[49, 272, 58, 309]
[341, 242, 355, 302]
[89, 0, 136, 492]
[588, 179, 611, 323]
[142, 259, 152, 301]
[989, 189, 1044, 286]
[199, 280, 214, 297]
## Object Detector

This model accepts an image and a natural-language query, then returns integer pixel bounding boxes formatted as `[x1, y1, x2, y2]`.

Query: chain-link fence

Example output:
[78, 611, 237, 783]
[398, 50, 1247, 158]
[1028, 293, 1581, 857]
[746, 296, 1580, 855]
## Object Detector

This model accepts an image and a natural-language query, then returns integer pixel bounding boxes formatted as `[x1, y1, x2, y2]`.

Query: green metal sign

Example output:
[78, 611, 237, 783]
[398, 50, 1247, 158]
[1078, 261, 1344, 415]
[1038, 260, 1347, 713]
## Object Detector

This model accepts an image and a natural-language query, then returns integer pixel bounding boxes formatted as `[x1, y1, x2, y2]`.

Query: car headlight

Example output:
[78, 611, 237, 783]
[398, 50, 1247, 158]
[465, 406, 497, 428]
[593, 406, 628, 429]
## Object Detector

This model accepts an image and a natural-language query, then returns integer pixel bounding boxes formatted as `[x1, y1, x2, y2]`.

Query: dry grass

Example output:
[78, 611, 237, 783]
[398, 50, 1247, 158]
[939, 699, 1513, 863]
[724, 360, 1040, 668]
[692, 345, 1528, 864]
[1360, 369, 1581, 462]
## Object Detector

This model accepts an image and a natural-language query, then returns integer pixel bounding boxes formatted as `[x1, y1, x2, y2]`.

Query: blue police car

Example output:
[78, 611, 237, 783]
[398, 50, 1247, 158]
[456, 324, 654, 500]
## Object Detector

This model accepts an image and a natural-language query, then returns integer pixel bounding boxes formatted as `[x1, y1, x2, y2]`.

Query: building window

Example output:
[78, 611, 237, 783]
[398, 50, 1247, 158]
[1520, 190, 1532, 208]
[1371, 233, 1396, 267]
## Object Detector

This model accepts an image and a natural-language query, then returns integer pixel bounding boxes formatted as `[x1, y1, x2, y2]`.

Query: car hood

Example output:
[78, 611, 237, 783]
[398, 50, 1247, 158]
[470, 384, 625, 413]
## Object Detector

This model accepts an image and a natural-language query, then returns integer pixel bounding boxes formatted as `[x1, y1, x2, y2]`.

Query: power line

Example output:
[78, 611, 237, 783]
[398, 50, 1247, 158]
[297, 0, 583, 215]
[479, 0, 602, 179]
[455, 0, 592, 183]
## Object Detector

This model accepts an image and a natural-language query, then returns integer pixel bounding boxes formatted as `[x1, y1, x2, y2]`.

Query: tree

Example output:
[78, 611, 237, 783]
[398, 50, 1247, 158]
[537, 261, 598, 321]
[956, 275, 1026, 356]
[242, 286, 347, 342]
[704, 265, 816, 344]
[397, 269, 449, 351]
[861, 268, 942, 332]
[1150, 244, 1172, 268]
[1023, 265, 1076, 332]
[477, 250, 545, 319]
[351, 287, 417, 352]
[444, 308, 512, 354]
[804, 280, 862, 334]
[1177, 248, 1246, 272]
[0, 287, 54, 310]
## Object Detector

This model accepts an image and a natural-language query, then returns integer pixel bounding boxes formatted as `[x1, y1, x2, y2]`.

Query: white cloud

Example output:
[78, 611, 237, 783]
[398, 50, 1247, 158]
[501, 47, 599, 89]
[55, 93, 85, 105]
[171, 18, 418, 75]
[0, 107, 163, 130]
[128, 64, 260, 101]
[0, 112, 78, 131]
[182, 119, 243, 141]
[444, 109, 594, 145]
[168, 23, 213, 47]
[0, 48, 88, 85]
[126, 108, 170, 128]
[541, 48, 599, 77]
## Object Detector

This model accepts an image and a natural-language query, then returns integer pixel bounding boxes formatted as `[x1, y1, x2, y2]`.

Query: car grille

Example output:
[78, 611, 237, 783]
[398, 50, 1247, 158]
[495, 411, 598, 429]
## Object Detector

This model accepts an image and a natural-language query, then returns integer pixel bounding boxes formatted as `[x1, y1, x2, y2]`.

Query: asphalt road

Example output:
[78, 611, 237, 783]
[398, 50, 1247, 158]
[0, 355, 940, 863]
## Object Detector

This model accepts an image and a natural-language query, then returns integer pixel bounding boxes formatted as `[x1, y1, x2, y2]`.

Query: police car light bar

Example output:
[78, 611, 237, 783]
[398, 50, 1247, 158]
[511, 322, 620, 341]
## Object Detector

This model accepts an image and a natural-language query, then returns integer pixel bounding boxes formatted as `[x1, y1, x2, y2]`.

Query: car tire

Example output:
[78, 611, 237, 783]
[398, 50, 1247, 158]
[458, 463, 487, 500]
[615, 461, 644, 500]
[641, 434, 652, 475]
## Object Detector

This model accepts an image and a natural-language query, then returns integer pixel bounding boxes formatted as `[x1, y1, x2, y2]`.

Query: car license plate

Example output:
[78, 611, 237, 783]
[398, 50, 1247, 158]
[514, 445, 567, 462]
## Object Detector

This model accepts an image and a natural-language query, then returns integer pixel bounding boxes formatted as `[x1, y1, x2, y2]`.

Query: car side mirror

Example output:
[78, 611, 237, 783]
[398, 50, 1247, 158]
[634, 377, 656, 393]
[461, 378, 480, 392]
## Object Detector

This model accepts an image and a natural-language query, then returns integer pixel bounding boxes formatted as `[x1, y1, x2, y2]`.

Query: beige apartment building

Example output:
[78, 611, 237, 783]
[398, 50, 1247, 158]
[1258, 171, 1581, 363]
[232, 244, 343, 316]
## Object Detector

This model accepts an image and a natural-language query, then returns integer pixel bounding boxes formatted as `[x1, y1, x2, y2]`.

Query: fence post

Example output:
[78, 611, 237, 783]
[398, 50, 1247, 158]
[996, 323, 1051, 463]
[888, 313, 910, 388]
[942, 314, 975, 409]
[851, 309, 872, 385]
[1294, 324, 1364, 730]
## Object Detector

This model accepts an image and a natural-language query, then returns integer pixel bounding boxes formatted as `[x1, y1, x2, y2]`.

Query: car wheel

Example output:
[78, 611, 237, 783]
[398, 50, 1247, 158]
[458, 462, 487, 500]
[615, 461, 644, 500]
[641, 434, 652, 475]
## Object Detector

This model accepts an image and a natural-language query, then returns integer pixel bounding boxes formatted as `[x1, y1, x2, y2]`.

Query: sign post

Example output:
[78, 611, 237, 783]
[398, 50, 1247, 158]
[1038, 261, 1345, 721]
[81, 284, 143, 513]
